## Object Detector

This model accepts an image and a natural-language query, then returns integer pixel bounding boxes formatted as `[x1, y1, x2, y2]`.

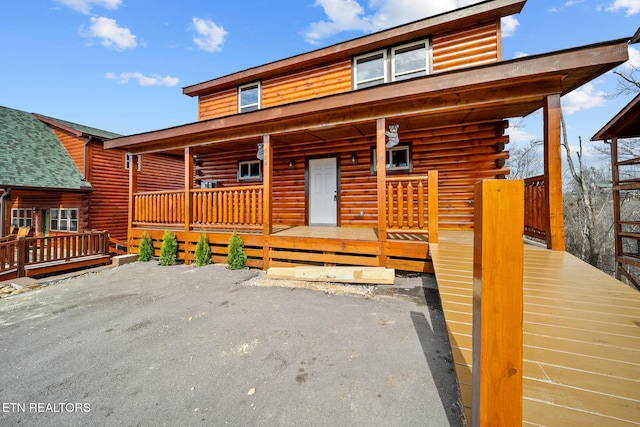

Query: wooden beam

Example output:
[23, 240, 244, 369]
[428, 170, 439, 244]
[611, 136, 624, 281]
[184, 147, 194, 233]
[472, 179, 524, 427]
[127, 154, 138, 253]
[376, 118, 387, 249]
[543, 94, 566, 250]
[263, 135, 272, 236]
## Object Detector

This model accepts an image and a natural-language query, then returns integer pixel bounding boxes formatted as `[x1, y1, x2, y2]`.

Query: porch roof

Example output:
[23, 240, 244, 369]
[591, 92, 640, 140]
[105, 39, 629, 157]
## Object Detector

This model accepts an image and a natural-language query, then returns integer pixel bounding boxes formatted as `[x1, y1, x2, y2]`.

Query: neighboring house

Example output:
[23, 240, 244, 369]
[0, 105, 183, 241]
[105, 0, 630, 271]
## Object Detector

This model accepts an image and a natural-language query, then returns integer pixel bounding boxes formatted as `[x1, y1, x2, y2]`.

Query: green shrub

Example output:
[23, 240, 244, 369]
[159, 231, 178, 266]
[226, 231, 247, 270]
[138, 232, 154, 262]
[194, 233, 212, 267]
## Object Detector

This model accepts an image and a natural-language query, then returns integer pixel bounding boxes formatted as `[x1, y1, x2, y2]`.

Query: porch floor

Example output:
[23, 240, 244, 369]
[430, 230, 640, 426]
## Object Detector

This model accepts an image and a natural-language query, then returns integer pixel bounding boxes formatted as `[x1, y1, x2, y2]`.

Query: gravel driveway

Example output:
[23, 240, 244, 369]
[0, 262, 465, 426]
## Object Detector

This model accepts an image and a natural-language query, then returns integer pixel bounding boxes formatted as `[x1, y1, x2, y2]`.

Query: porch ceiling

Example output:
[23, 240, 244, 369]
[105, 39, 629, 156]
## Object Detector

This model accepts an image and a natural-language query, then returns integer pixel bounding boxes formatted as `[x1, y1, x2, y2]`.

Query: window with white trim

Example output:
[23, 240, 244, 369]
[125, 153, 141, 171]
[238, 160, 262, 181]
[50, 208, 78, 232]
[11, 208, 32, 228]
[372, 145, 411, 172]
[353, 51, 387, 89]
[238, 82, 261, 113]
[392, 40, 429, 81]
[353, 39, 430, 89]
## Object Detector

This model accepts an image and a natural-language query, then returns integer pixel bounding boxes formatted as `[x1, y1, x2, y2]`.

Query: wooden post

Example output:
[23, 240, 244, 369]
[16, 236, 26, 278]
[543, 94, 566, 250]
[263, 135, 272, 270]
[611, 136, 623, 280]
[184, 148, 195, 265]
[428, 170, 439, 244]
[127, 154, 138, 253]
[472, 179, 524, 427]
[376, 118, 387, 238]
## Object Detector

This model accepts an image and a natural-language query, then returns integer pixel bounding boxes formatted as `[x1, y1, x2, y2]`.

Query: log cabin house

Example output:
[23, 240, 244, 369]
[105, 0, 630, 272]
[0, 105, 182, 242]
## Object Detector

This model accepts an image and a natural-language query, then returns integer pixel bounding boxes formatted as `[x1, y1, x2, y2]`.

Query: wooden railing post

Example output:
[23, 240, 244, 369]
[16, 236, 26, 278]
[472, 179, 524, 427]
[128, 154, 138, 253]
[428, 170, 439, 244]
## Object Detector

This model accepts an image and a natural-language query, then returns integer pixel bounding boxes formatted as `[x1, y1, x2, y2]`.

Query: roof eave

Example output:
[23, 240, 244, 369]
[183, 0, 526, 97]
[591, 92, 640, 141]
[107, 38, 629, 154]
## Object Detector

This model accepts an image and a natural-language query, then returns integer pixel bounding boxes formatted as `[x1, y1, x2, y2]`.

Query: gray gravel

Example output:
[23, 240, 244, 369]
[0, 262, 465, 426]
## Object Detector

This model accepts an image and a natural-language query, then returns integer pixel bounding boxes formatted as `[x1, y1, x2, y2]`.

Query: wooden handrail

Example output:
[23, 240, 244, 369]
[0, 231, 111, 279]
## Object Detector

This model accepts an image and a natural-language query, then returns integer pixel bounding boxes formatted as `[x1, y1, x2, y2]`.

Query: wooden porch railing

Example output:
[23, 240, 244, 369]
[190, 186, 263, 229]
[0, 231, 111, 279]
[385, 171, 438, 240]
[132, 186, 264, 229]
[133, 190, 185, 226]
[524, 175, 547, 240]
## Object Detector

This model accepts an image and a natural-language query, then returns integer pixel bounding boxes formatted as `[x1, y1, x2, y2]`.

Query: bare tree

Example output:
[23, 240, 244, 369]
[507, 139, 544, 180]
[561, 114, 607, 267]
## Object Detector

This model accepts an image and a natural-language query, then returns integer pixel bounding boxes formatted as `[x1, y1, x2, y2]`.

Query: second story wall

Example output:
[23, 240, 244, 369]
[51, 127, 85, 172]
[196, 20, 501, 122]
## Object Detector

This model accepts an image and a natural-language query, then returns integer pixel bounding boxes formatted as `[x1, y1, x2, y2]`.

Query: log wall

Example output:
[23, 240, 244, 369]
[195, 121, 508, 230]
[197, 23, 499, 121]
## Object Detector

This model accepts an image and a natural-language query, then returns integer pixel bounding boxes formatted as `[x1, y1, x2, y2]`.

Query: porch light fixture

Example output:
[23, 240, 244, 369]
[288, 159, 295, 170]
[385, 124, 400, 148]
[257, 143, 264, 160]
[350, 153, 358, 165]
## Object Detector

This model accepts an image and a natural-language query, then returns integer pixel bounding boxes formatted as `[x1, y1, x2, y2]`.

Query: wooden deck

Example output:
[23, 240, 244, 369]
[430, 230, 640, 426]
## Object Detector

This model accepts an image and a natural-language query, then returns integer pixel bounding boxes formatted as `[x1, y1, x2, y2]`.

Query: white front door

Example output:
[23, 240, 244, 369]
[309, 157, 337, 225]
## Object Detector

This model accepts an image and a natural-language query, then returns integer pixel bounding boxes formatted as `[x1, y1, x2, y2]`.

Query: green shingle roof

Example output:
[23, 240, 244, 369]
[0, 105, 92, 190]
[36, 114, 122, 140]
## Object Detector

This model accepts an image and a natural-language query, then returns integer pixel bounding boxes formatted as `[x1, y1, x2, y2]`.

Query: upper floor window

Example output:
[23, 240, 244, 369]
[354, 51, 387, 89]
[238, 159, 262, 181]
[239, 82, 261, 113]
[392, 40, 429, 81]
[353, 39, 430, 89]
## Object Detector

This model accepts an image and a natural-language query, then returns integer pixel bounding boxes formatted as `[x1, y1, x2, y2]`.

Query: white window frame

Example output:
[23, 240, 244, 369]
[353, 50, 387, 89]
[11, 208, 33, 228]
[391, 39, 430, 82]
[125, 153, 141, 171]
[50, 208, 79, 232]
[372, 145, 411, 172]
[238, 159, 262, 181]
[238, 82, 261, 113]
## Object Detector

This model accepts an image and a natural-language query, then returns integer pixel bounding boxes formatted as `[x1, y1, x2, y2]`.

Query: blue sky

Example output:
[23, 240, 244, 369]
[1, 0, 638, 164]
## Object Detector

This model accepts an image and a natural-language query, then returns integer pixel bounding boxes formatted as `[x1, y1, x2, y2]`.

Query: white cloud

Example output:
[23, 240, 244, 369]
[192, 17, 227, 53]
[82, 16, 137, 50]
[561, 82, 607, 115]
[625, 45, 640, 68]
[303, 0, 486, 44]
[56, 0, 121, 14]
[607, 0, 640, 15]
[514, 51, 529, 59]
[501, 16, 519, 37]
[105, 72, 179, 87]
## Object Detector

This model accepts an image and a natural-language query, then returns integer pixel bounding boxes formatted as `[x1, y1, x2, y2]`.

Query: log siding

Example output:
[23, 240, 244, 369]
[196, 22, 499, 121]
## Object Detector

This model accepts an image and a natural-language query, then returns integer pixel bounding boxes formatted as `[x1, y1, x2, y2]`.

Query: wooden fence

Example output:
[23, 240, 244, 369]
[524, 175, 547, 240]
[0, 231, 111, 280]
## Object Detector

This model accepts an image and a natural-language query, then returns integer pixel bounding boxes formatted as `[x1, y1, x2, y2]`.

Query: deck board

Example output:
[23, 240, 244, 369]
[431, 230, 640, 426]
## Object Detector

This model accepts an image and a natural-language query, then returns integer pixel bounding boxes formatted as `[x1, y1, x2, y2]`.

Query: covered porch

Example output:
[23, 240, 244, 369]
[107, 39, 629, 272]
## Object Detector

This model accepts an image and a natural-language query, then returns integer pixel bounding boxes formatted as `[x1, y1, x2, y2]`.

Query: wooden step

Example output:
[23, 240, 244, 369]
[266, 266, 395, 285]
